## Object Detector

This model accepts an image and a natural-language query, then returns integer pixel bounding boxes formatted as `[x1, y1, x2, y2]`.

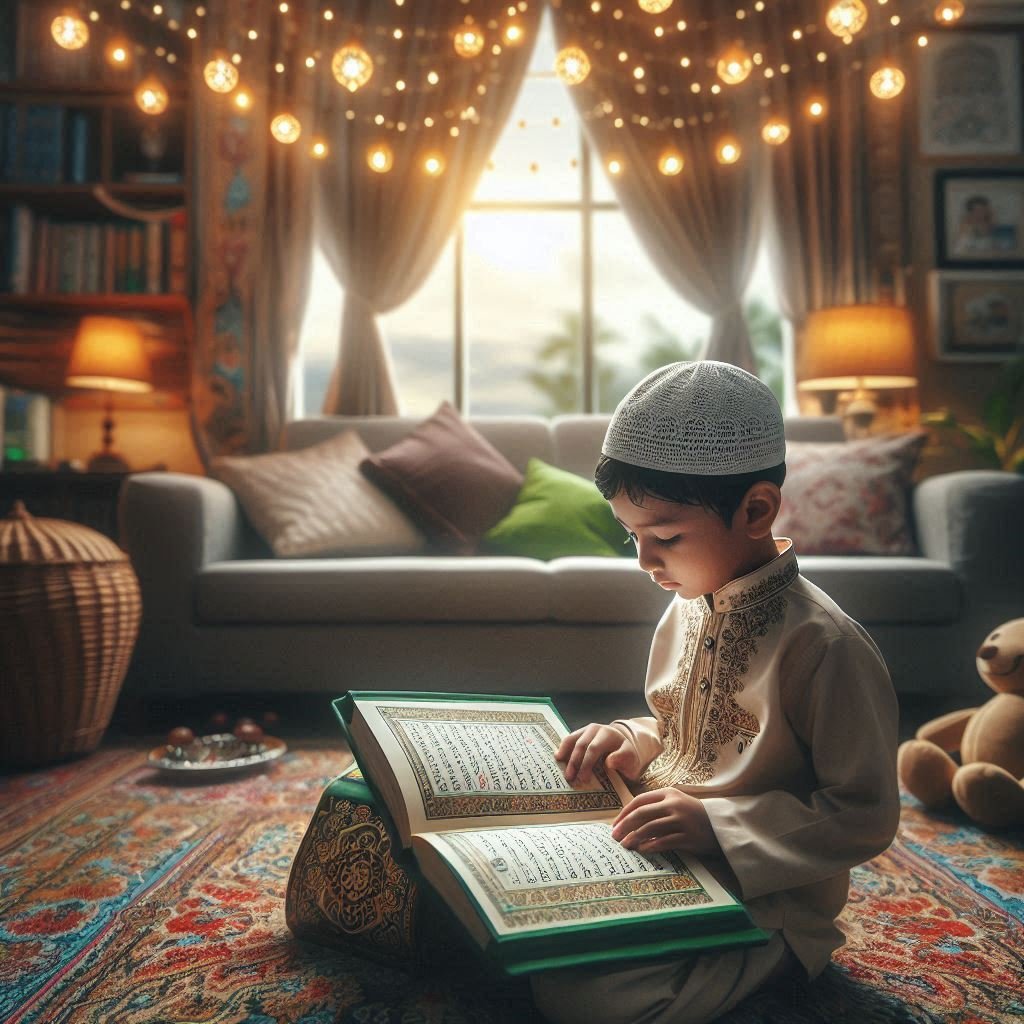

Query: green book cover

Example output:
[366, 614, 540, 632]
[335, 690, 768, 975]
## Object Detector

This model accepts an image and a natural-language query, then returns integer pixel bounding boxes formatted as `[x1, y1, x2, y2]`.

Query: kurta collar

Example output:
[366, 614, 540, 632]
[705, 538, 798, 614]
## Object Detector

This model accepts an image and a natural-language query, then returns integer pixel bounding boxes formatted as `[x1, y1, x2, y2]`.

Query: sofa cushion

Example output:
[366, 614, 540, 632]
[210, 431, 426, 558]
[482, 458, 630, 560]
[548, 557, 676, 624]
[775, 433, 927, 555]
[195, 557, 556, 624]
[360, 402, 524, 554]
[800, 557, 960, 624]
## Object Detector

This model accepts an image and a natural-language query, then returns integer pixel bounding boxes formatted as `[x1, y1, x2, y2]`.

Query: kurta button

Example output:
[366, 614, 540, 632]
[704, 636, 715, 649]
[699, 678, 710, 692]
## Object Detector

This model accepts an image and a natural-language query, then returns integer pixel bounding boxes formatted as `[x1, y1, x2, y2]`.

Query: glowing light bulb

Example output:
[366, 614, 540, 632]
[367, 144, 394, 173]
[504, 22, 524, 44]
[311, 138, 329, 159]
[607, 157, 624, 175]
[716, 137, 742, 164]
[135, 77, 169, 115]
[554, 46, 591, 85]
[204, 53, 239, 93]
[716, 44, 752, 85]
[234, 89, 253, 110]
[761, 117, 790, 145]
[331, 44, 374, 91]
[825, 0, 868, 38]
[423, 153, 445, 176]
[638, 0, 673, 11]
[934, 0, 964, 23]
[270, 113, 301, 143]
[51, 12, 89, 50]
[454, 26, 485, 57]
[104, 37, 131, 66]
[806, 96, 828, 120]
[869, 65, 905, 99]
[657, 149, 684, 175]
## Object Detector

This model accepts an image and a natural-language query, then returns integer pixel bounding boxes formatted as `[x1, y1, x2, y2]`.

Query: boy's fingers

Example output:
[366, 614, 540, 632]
[612, 789, 661, 826]
[555, 728, 585, 761]
[612, 802, 666, 839]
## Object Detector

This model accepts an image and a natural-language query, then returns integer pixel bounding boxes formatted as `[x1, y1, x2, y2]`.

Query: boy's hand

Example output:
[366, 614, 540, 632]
[556, 723, 641, 783]
[611, 787, 722, 857]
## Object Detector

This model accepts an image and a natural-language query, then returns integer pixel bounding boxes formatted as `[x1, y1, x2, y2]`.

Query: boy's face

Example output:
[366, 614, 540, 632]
[609, 491, 758, 600]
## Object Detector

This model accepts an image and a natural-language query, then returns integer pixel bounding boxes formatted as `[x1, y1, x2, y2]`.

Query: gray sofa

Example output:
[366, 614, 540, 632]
[120, 415, 1024, 700]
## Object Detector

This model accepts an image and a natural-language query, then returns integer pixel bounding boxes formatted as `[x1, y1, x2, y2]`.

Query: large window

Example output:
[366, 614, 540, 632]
[298, 14, 783, 418]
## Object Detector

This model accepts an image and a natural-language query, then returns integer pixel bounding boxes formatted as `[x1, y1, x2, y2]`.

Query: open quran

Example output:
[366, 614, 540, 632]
[335, 691, 767, 975]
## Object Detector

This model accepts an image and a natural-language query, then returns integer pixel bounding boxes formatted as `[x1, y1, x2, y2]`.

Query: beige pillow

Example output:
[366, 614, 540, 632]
[211, 430, 426, 558]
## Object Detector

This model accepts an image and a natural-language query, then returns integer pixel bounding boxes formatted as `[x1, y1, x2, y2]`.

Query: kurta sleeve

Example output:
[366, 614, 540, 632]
[701, 632, 900, 902]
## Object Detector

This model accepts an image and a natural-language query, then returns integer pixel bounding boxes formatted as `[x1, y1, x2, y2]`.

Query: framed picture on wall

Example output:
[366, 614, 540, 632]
[929, 270, 1024, 360]
[918, 32, 1022, 156]
[936, 170, 1024, 267]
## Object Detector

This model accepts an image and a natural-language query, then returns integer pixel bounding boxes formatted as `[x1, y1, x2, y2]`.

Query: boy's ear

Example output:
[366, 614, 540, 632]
[738, 482, 781, 539]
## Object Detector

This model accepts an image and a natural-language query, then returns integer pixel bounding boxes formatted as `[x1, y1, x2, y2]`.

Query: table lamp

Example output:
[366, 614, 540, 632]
[66, 316, 153, 473]
[798, 304, 917, 435]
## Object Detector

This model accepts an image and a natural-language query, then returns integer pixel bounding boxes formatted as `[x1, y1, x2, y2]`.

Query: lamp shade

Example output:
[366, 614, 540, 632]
[66, 317, 153, 394]
[798, 304, 917, 391]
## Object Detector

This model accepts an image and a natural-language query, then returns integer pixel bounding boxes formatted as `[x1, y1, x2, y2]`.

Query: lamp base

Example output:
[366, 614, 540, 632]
[86, 451, 132, 474]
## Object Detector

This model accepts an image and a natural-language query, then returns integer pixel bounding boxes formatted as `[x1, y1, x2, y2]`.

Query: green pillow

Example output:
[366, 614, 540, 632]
[482, 458, 632, 560]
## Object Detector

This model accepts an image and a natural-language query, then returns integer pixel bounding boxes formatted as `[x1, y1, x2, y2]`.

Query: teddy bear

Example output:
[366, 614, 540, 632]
[898, 618, 1024, 828]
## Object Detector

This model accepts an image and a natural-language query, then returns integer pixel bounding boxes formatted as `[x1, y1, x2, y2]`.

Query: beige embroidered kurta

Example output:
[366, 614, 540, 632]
[613, 540, 900, 979]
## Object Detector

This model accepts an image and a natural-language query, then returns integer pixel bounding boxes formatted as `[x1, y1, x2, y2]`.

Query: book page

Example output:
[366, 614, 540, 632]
[354, 697, 634, 837]
[416, 822, 739, 937]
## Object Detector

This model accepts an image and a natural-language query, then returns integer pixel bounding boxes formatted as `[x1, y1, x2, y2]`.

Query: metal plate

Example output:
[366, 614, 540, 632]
[147, 733, 287, 775]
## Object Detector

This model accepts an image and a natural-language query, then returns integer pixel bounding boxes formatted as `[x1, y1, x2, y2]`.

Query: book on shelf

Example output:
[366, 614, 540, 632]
[335, 691, 767, 976]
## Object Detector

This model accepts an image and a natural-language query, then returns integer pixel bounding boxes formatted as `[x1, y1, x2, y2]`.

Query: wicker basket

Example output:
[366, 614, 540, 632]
[0, 501, 142, 767]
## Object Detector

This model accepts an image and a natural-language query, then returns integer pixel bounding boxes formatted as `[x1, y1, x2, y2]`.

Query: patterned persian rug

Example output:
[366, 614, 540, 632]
[1, 747, 1021, 1024]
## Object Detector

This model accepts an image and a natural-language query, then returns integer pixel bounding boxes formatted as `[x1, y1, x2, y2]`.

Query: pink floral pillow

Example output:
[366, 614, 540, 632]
[775, 433, 927, 555]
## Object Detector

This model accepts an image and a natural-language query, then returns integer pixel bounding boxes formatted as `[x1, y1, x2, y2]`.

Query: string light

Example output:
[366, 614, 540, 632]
[135, 77, 169, 115]
[638, 0, 674, 12]
[367, 144, 394, 172]
[657, 149, 684, 175]
[104, 37, 131, 66]
[607, 157, 624, 175]
[716, 136, 742, 164]
[918, 34, 929, 46]
[825, 0, 868, 39]
[234, 89, 253, 110]
[934, 0, 964, 23]
[423, 153, 445, 176]
[504, 23, 524, 44]
[331, 43, 374, 92]
[270, 113, 302, 143]
[806, 96, 828, 120]
[761, 117, 790, 144]
[554, 46, 591, 85]
[716, 43, 752, 85]
[204, 53, 239, 93]
[869, 65, 905, 98]
[51, 11, 90, 50]
[454, 26, 485, 58]
[311, 138, 329, 159]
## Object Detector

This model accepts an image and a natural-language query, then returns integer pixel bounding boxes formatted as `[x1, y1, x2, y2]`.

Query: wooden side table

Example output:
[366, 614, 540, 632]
[0, 470, 127, 543]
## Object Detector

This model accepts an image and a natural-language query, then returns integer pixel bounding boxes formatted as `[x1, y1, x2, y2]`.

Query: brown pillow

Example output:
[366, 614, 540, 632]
[360, 402, 524, 553]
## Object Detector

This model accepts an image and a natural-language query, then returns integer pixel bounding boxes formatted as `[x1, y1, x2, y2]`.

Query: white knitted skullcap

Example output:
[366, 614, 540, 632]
[602, 361, 786, 475]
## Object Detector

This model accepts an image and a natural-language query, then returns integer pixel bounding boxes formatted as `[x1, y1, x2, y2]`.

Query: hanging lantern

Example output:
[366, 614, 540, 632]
[311, 138, 329, 159]
[934, 0, 965, 23]
[104, 37, 132, 67]
[204, 53, 239, 93]
[716, 44, 753, 85]
[270, 113, 302, 144]
[638, 0, 673, 12]
[761, 117, 790, 145]
[423, 153, 445, 176]
[825, 0, 868, 39]
[716, 137, 742, 164]
[332, 44, 374, 92]
[554, 46, 591, 85]
[657, 149, 684, 176]
[51, 10, 89, 50]
[607, 157, 624, 176]
[454, 26, 485, 58]
[806, 96, 828, 120]
[869, 65, 906, 99]
[368, 144, 394, 173]
[135, 77, 169, 115]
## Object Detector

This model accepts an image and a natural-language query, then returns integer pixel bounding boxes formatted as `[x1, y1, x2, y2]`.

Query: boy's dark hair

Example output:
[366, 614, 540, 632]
[595, 455, 787, 526]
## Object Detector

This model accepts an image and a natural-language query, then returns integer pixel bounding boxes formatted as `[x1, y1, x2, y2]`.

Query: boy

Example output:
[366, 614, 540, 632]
[537, 361, 900, 1024]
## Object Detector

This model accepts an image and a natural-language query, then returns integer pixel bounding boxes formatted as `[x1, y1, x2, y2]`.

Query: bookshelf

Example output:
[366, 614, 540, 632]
[0, 0, 193, 417]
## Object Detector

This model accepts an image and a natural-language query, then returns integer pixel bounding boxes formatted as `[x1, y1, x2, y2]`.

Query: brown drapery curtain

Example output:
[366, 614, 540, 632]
[192, 0, 318, 457]
[315, 1, 542, 414]
[550, 0, 766, 373]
